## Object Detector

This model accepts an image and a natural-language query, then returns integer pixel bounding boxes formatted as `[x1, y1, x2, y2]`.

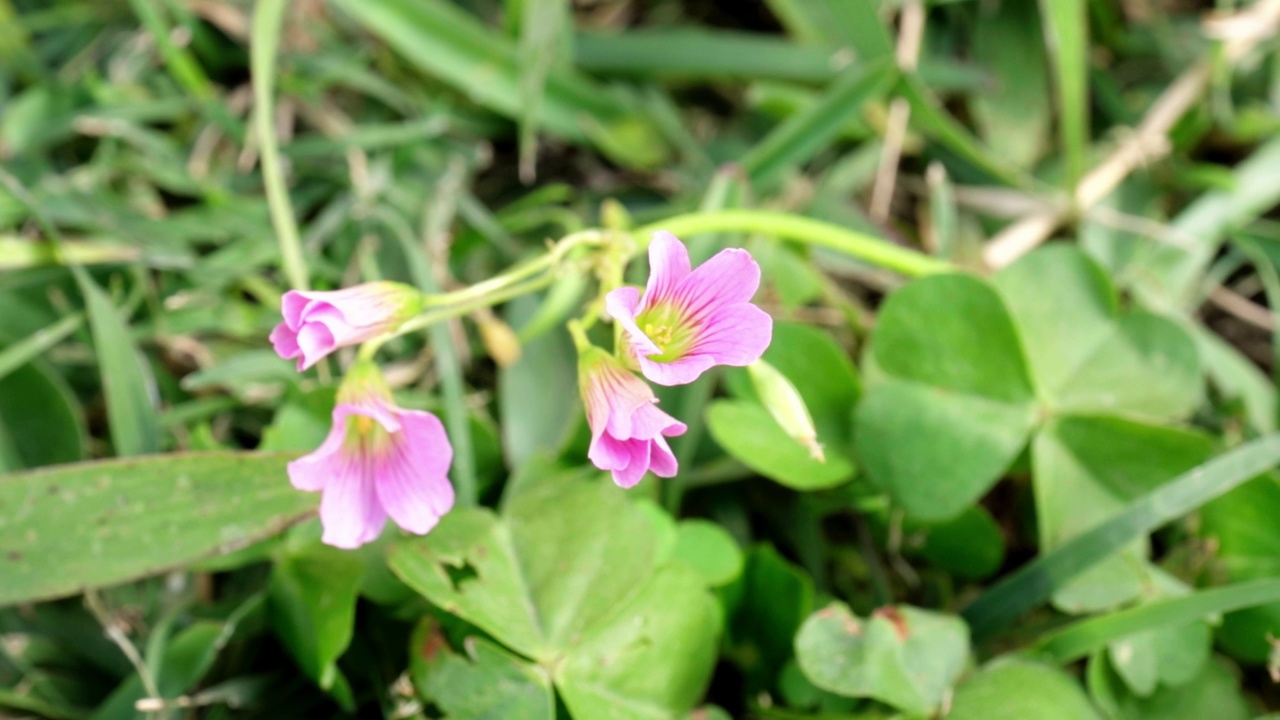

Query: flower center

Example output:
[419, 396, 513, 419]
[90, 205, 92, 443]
[344, 413, 393, 455]
[635, 304, 694, 362]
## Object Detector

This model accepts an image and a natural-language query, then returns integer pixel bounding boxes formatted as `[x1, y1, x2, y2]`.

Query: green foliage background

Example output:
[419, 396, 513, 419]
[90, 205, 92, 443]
[5, 0, 1280, 718]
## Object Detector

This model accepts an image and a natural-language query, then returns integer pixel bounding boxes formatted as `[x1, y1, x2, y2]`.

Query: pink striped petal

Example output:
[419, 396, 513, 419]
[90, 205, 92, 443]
[644, 231, 692, 306]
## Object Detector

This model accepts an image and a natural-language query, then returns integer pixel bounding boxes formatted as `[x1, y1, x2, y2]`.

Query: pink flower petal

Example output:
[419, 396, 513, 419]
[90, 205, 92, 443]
[644, 231, 692, 306]
[281, 291, 314, 331]
[605, 286, 663, 357]
[687, 303, 773, 367]
[612, 440, 652, 488]
[589, 433, 633, 471]
[318, 455, 387, 549]
[648, 436, 678, 478]
[673, 247, 761, 323]
[372, 410, 454, 534]
[630, 400, 687, 440]
[270, 322, 301, 362]
[637, 353, 717, 386]
[296, 323, 336, 370]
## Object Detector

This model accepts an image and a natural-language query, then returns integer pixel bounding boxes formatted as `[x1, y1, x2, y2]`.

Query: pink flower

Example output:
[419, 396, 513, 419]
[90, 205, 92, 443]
[606, 231, 772, 386]
[287, 362, 453, 549]
[579, 346, 687, 488]
[270, 282, 423, 371]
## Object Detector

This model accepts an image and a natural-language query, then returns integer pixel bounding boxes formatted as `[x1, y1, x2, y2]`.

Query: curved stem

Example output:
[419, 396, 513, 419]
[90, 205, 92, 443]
[634, 209, 953, 278]
[420, 229, 607, 309]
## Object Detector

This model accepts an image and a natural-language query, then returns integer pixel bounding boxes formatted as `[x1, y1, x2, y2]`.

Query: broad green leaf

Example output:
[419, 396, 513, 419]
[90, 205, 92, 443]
[706, 400, 855, 490]
[857, 274, 1037, 520]
[673, 520, 744, 588]
[970, 0, 1051, 168]
[726, 546, 814, 691]
[856, 381, 1036, 521]
[0, 452, 314, 606]
[1123, 659, 1251, 720]
[1033, 416, 1214, 611]
[0, 360, 83, 471]
[269, 531, 364, 709]
[575, 29, 836, 83]
[994, 245, 1202, 419]
[871, 275, 1034, 402]
[947, 659, 1101, 720]
[1107, 620, 1210, 696]
[410, 620, 554, 720]
[389, 471, 719, 718]
[963, 434, 1280, 641]
[794, 602, 969, 716]
[1201, 474, 1280, 661]
[76, 270, 161, 456]
[920, 506, 1005, 580]
[499, 295, 578, 468]
[556, 562, 721, 720]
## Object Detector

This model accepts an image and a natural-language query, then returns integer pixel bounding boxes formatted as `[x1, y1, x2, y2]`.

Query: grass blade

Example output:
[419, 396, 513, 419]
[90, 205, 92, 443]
[1033, 578, 1280, 663]
[1037, 0, 1088, 189]
[575, 28, 837, 83]
[76, 271, 161, 456]
[0, 312, 82, 383]
[515, 0, 570, 182]
[250, 0, 307, 290]
[742, 59, 895, 188]
[962, 434, 1280, 641]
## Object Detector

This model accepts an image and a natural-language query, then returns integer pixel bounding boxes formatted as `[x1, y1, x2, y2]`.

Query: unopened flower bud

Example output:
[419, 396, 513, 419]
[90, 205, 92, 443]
[747, 359, 824, 462]
[475, 309, 522, 367]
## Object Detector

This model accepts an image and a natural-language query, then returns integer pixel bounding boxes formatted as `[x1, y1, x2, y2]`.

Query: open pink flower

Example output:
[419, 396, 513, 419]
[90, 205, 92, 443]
[606, 231, 772, 386]
[271, 282, 423, 371]
[579, 346, 687, 488]
[287, 362, 453, 549]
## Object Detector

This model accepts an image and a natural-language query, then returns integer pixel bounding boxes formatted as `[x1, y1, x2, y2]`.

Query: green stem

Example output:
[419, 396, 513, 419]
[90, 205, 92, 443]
[251, 0, 307, 291]
[421, 229, 607, 309]
[634, 209, 952, 278]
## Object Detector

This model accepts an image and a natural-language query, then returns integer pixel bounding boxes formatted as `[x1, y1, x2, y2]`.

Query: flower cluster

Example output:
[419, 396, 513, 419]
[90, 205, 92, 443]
[271, 282, 453, 550]
[582, 231, 771, 486]
[269, 231, 770, 548]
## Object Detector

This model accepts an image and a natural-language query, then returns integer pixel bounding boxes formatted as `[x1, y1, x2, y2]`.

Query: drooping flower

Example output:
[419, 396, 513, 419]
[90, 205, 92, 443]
[271, 282, 424, 371]
[605, 231, 772, 386]
[287, 361, 454, 549]
[579, 345, 687, 488]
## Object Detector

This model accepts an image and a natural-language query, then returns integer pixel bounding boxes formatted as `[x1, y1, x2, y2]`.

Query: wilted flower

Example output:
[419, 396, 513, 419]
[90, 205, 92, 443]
[606, 231, 772, 386]
[271, 282, 423, 371]
[288, 362, 453, 549]
[579, 345, 686, 488]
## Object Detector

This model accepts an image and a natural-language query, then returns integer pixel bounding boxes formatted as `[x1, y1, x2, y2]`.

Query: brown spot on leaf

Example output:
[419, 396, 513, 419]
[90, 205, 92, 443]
[874, 606, 909, 641]
[46, 485, 60, 495]
[6, 551, 21, 562]
[419, 621, 447, 662]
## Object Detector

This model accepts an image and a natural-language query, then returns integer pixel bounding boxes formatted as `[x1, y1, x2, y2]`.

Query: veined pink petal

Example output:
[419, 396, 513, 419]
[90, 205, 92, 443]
[648, 436, 678, 478]
[613, 440, 652, 488]
[686, 304, 773, 367]
[296, 323, 337, 371]
[375, 411, 454, 535]
[578, 347, 687, 488]
[605, 286, 663, 357]
[644, 231, 692, 306]
[672, 247, 761, 323]
[318, 455, 387, 549]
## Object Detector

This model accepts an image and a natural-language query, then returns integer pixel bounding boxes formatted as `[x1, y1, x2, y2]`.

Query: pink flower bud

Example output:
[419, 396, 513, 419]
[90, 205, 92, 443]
[578, 346, 686, 488]
[270, 282, 423, 371]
